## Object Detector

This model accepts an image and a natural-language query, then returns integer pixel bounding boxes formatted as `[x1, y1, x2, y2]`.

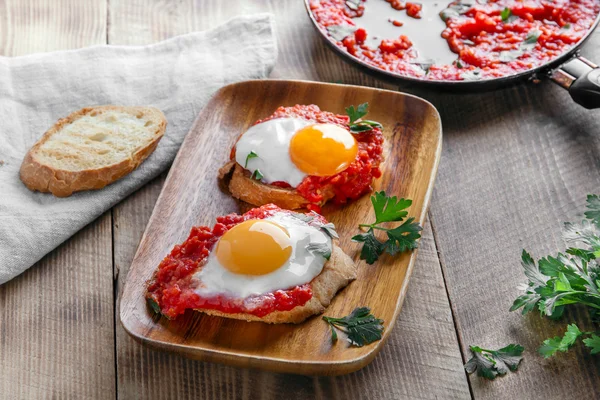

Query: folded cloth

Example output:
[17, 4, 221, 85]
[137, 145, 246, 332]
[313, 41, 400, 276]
[0, 14, 277, 284]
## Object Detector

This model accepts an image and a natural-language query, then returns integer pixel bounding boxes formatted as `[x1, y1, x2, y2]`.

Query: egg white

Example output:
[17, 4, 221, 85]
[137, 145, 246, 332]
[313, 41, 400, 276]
[192, 212, 331, 299]
[235, 117, 312, 187]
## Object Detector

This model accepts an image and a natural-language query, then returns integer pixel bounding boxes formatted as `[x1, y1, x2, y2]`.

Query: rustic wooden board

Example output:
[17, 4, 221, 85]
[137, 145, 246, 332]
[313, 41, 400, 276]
[0, 1, 115, 399]
[110, 0, 469, 397]
[119, 79, 442, 375]
[413, 33, 600, 399]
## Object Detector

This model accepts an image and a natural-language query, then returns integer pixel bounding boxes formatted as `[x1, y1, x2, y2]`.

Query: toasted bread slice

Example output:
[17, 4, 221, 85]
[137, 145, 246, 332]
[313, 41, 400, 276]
[20, 105, 167, 197]
[197, 244, 357, 324]
[219, 161, 335, 210]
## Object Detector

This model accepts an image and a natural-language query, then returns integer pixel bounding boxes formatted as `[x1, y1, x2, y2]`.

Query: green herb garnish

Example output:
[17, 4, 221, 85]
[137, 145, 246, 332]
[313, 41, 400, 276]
[538, 324, 586, 358]
[327, 25, 357, 42]
[307, 242, 332, 260]
[251, 169, 263, 181]
[499, 29, 541, 62]
[345, 102, 382, 134]
[439, 0, 474, 21]
[292, 213, 314, 223]
[352, 191, 422, 264]
[501, 7, 511, 21]
[147, 297, 161, 315]
[345, 0, 361, 11]
[323, 307, 384, 346]
[319, 222, 339, 239]
[465, 344, 524, 380]
[511, 194, 600, 357]
[244, 150, 258, 168]
[524, 29, 541, 44]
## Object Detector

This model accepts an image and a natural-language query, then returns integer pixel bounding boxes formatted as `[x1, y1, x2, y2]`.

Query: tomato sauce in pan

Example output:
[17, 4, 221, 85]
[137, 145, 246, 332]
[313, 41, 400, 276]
[309, 0, 600, 81]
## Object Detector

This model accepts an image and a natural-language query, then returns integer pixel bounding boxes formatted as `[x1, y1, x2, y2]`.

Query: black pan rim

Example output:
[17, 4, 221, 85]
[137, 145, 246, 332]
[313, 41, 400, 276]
[304, 0, 600, 88]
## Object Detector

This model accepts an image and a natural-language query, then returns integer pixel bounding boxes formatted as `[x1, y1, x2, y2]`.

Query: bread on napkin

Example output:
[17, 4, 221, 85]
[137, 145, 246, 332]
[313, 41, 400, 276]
[19, 106, 167, 197]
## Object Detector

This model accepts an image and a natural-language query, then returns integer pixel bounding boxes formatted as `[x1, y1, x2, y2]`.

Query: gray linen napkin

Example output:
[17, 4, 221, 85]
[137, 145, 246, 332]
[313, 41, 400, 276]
[0, 14, 277, 284]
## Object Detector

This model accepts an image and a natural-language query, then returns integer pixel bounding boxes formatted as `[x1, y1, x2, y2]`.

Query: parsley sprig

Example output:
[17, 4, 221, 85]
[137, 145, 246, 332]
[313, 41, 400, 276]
[147, 297, 161, 315]
[465, 344, 524, 380]
[323, 307, 384, 347]
[307, 242, 331, 260]
[251, 169, 263, 180]
[244, 150, 258, 168]
[352, 191, 422, 264]
[511, 194, 600, 357]
[345, 103, 383, 134]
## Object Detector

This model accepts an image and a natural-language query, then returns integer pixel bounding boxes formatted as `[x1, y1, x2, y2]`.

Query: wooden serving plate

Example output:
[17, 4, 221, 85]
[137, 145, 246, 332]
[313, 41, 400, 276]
[120, 80, 442, 375]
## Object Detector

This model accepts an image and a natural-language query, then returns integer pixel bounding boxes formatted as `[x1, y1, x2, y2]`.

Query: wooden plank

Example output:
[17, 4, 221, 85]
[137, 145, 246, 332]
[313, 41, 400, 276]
[0, 1, 114, 399]
[0, 0, 107, 55]
[420, 32, 600, 399]
[110, 0, 470, 398]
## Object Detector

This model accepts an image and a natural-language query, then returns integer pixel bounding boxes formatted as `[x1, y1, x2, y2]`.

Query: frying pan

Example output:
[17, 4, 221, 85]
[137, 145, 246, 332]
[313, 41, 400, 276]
[304, 1, 600, 109]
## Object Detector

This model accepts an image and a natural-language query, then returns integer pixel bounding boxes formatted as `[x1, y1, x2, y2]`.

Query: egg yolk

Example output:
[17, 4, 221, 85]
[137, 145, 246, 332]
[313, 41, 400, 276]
[289, 124, 358, 176]
[215, 219, 292, 275]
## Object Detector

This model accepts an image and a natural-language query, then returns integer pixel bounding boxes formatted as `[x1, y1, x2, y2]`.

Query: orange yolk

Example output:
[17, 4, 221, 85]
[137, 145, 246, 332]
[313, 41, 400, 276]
[215, 219, 292, 275]
[289, 123, 358, 176]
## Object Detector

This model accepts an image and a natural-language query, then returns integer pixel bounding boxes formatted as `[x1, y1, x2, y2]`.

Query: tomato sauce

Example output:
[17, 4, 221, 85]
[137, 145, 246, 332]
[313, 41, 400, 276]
[253, 104, 384, 212]
[146, 205, 326, 319]
[309, 0, 600, 81]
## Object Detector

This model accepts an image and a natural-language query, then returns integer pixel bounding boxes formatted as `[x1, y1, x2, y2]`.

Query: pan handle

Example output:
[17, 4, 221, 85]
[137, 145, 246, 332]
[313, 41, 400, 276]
[551, 56, 600, 109]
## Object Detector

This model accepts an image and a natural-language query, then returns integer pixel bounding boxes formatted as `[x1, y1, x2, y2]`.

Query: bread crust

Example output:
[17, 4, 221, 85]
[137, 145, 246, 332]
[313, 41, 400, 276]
[19, 105, 167, 197]
[196, 245, 357, 324]
[219, 161, 335, 210]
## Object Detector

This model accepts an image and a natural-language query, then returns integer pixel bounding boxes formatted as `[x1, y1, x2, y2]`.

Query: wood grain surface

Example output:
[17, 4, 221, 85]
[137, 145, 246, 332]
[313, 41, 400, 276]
[0, 1, 114, 399]
[6, 0, 600, 398]
[418, 71, 600, 397]
[120, 79, 442, 374]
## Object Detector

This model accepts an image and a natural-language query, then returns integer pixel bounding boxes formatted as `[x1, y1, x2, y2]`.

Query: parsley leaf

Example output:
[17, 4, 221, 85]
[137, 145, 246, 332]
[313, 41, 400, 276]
[371, 191, 412, 223]
[499, 29, 540, 62]
[251, 169, 263, 181]
[147, 297, 161, 315]
[244, 150, 258, 168]
[524, 29, 541, 44]
[320, 222, 339, 239]
[585, 194, 600, 226]
[292, 213, 314, 223]
[352, 229, 386, 264]
[512, 194, 600, 357]
[307, 242, 332, 260]
[327, 25, 357, 42]
[353, 191, 422, 264]
[345, 0, 361, 11]
[539, 324, 583, 358]
[439, 1, 473, 22]
[386, 218, 422, 255]
[465, 344, 524, 380]
[345, 103, 383, 134]
[461, 68, 481, 80]
[345, 103, 368, 123]
[323, 307, 384, 347]
[501, 7, 511, 21]
[583, 334, 600, 354]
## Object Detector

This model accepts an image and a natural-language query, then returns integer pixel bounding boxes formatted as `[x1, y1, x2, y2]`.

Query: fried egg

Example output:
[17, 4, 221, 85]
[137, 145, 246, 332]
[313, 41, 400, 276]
[235, 118, 358, 187]
[193, 212, 332, 298]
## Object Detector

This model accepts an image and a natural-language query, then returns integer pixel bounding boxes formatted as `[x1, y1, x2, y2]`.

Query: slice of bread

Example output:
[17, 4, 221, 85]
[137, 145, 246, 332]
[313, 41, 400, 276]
[20, 105, 167, 197]
[196, 244, 358, 324]
[219, 161, 336, 210]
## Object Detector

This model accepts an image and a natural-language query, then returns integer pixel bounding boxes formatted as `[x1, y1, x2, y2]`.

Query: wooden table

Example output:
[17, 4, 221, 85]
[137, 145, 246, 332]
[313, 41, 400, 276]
[0, 1, 598, 399]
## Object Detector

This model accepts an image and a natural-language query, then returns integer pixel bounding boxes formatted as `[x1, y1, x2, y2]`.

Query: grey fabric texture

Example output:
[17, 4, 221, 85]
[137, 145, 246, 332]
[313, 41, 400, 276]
[0, 13, 277, 284]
